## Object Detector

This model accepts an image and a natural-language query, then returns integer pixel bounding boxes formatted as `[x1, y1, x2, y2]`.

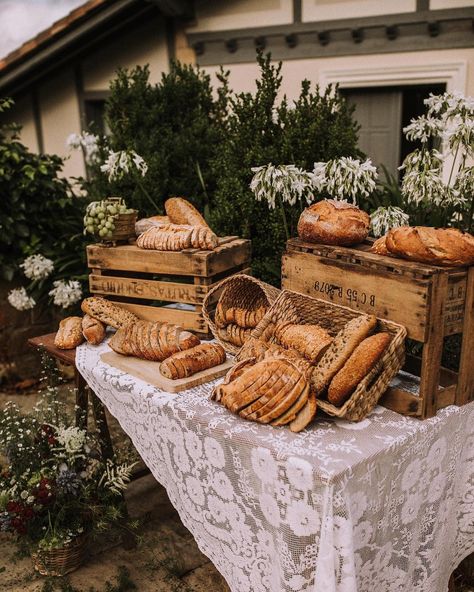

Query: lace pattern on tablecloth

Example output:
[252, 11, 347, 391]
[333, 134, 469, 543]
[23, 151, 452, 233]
[76, 340, 474, 592]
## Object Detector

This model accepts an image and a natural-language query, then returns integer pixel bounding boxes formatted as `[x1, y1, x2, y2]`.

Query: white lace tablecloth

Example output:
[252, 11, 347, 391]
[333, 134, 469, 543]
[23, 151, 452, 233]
[76, 340, 474, 592]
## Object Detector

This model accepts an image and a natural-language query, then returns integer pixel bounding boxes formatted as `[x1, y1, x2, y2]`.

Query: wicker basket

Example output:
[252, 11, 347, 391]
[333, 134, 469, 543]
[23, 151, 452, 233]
[203, 274, 281, 354]
[32, 533, 88, 577]
[95, 198, 137, 244]
[245, 290, 407, 421]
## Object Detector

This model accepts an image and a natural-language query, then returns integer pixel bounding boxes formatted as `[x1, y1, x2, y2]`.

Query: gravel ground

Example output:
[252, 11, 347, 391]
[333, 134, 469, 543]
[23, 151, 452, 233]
[0, 383, 472, 592]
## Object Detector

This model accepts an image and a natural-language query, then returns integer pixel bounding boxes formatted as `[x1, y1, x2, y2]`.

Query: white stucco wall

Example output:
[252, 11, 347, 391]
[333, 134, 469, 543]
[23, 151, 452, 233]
[3, 93, 39, 152]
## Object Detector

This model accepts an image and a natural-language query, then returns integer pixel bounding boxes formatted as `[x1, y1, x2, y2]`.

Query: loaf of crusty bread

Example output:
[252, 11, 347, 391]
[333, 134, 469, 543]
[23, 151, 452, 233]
[81, 297, 139, 329]
[165, 197, 210, 228]
[327, 332, 391, 406]
[135, 215, 170, 235]
[297, 199, 370, 246]
[370, 235, 391, 256]
[275, 322, 332, 363]
[82, 314, 106, 345]
[217, 324, 253, 347]
[55, 317, 84, 350]
[109, 320, 200, 361]
[385, 226, 474, 266]
[311, 314, 377, 395]
[217, 304, 267, 329]
[160, 343, 226, 379]
[137, 223, 218, 251]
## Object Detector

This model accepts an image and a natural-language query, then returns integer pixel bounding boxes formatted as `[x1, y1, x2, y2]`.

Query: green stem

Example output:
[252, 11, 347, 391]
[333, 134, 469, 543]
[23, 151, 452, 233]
[278, 193, 290, 241]
[447, 143, 460, 187]
[136, 177, 160, 212]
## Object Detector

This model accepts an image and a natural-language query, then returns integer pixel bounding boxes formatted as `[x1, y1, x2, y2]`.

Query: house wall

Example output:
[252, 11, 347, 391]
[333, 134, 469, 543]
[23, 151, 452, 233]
[2, 93, 38, 152]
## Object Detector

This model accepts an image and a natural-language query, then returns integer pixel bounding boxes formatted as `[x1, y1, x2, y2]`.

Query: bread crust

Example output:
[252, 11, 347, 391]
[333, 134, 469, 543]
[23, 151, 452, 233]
[297, 199, 369, 246]
[165, 197, 210, 228]
[81, 297, 138, 329]
[160, 343, 225, 379]
[311, 314, 377, 395]
[136, 223, 218, 251]
[275, 323, 332, 363]
[81, 314, 106, 345]
[55, 317, 84, 350]
[370, 235, 391, 256]
[327, 332, 391, 406]
[289, 394, 317, 433]
[385, 226, 474, 266]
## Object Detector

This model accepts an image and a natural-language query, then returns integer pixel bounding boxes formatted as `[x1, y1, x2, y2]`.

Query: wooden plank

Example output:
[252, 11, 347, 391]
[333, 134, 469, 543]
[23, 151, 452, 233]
[282, 251, 428, 341]
[100, 350, 233, 393]
[87, 239, 251, 277]
[420, 272, 448, 418]
[108, 300, 208, 333]
[28, 333, 76, 366]
[90, 274, 208, 304]
[445, 273, 467, 335]
[380, 387, 421, 416]
[456, 266, 474, 405]
[437, 384, 456, 410]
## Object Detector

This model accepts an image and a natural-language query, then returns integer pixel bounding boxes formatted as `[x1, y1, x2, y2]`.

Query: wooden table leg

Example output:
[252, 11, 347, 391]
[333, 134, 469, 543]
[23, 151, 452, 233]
[90, 390, 115, 461]
[75, 370, 89, 430]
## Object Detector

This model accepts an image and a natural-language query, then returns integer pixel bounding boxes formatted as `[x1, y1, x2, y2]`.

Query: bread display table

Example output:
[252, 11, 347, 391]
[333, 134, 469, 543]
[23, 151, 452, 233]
[76, 338, 474, 592]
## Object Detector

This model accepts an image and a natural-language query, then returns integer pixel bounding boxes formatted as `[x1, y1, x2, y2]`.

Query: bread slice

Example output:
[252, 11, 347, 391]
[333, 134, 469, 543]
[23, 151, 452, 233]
[289, 394, 317, 433]
[81, 297, 138, 329]
[311, 314, 377, 395]
[328, 332, 391, 406]
[271, 383, 309, 427]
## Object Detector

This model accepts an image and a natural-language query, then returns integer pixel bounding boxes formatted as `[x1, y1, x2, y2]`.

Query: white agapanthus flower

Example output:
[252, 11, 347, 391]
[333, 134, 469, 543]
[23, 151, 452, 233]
[56, 426, 86, 455]
[250, 164, 315, 209]
[403, 115, 442, 143]
[7, 287, 36, 311]
[100, 150, 148, 182]
[48, 279, 82, 308]
[399, 149, 445, 206]
[66, 131, 100, 165]
[312, 157, 377, 204]
[20, 254, 54, 280]
[370, 206, 410, 238]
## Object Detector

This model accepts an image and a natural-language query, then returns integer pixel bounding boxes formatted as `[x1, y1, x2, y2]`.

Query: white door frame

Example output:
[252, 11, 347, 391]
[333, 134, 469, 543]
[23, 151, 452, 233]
[320, 61, 467, 181]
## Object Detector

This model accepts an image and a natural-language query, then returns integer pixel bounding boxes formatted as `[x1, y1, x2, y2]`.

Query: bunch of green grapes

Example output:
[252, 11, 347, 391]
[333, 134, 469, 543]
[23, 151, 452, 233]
[83, 199, 134, 239]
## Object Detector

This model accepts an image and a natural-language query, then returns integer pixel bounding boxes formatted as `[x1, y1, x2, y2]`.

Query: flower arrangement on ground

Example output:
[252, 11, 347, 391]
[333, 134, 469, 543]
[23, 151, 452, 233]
[0, 375, 135, 568]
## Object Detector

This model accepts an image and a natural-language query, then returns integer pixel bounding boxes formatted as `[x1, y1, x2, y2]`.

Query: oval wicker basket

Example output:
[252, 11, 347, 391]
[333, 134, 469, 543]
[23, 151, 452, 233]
[243, 289, 407, 421]
[32, 533, 88, 577]
[203, 274, 281, 354]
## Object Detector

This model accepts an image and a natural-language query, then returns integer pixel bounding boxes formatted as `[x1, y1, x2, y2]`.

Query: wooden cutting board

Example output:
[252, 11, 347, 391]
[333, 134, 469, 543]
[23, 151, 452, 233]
[100, 351, 233, 393]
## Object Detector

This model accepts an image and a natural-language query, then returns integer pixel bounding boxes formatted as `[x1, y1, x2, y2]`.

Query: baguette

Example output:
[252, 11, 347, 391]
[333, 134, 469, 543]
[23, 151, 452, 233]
[165, 197, 210, 228]
[109, 320, 200, 361]
[310, 314, 377, 395]
[137, 223, 218, 251]
[327, 332, 391, 406]
[275, 323, 332, 363]
[160, 343, 226, 379]
[81, 297, 138, 329]
[82, 314, 106, 345]
[55, 317, 84, 350]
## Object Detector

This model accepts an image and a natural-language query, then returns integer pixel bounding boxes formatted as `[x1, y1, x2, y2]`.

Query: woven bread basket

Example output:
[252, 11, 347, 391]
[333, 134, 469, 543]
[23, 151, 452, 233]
[203, 274, 281, 354]
[32, 533, 88, 577]
[246, 290, 407, 421]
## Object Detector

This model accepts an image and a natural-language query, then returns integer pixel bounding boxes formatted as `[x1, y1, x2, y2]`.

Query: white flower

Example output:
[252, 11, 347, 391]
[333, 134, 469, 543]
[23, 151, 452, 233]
[48, 279, 82, 308]
[399, 149, 445, 206]
[7, 287, 35, 311]
[100, 150, 148, 182]
[370, 206, 410, 238]
[20, 254, 54, 280]
[312, 157, 377, 204]
[403, 115, 441, 143]
[66, 131, 100, 165]
[250, 163, 315, 210]
[56, 426, 86, 454]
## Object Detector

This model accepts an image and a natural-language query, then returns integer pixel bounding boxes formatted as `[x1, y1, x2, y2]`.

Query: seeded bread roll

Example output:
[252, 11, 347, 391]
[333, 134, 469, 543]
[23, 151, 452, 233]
[160, 343, 226, 379]
[165, 197, 210, 228]
[82, 314, 106, 345]
[385, 226, 474, 266]
[54, 317, 84, 350]
[328, 332, 391, 406]
[298, 199, 370, 246]
[275, 322, 332, 363]
[81, 297, 139, 329]
[310, 314, 377, 395]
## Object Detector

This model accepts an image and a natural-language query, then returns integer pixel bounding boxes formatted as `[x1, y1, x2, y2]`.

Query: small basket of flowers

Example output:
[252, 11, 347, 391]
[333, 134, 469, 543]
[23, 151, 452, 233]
[0, 387, 135, 577]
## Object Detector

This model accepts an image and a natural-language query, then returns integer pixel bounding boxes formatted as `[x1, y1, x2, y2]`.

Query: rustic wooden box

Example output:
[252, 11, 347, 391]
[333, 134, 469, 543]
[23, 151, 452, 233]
[87, 237, 251, 337]
[282, 238, 474, 418]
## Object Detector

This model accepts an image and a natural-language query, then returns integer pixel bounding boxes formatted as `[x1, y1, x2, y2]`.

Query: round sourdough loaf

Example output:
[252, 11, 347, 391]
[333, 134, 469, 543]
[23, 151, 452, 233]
[385, 226, 474, 266]
[297, 199, 370, 246]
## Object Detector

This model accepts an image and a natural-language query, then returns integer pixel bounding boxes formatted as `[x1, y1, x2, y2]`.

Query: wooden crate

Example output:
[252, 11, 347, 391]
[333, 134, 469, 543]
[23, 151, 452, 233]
[87, 237, 251, 337]
[282, 238, 474, 419]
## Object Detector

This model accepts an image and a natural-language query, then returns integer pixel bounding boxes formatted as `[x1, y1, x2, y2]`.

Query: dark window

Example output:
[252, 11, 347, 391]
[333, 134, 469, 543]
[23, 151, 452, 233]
[84, 99, 108, 135]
